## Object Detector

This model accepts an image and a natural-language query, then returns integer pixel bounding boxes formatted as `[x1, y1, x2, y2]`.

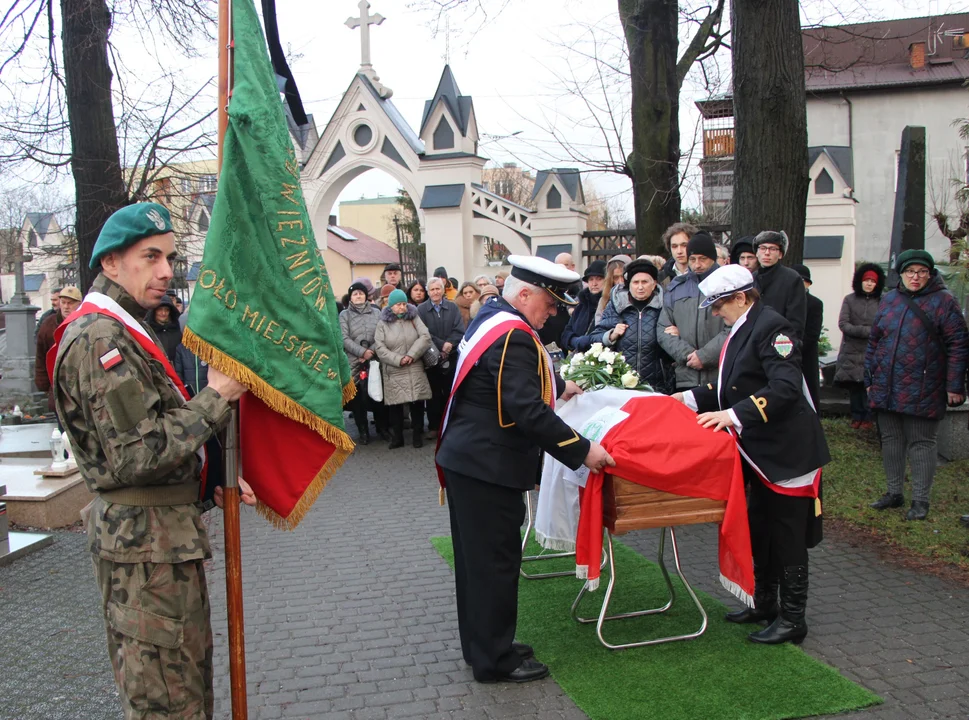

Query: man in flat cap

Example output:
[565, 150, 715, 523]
[382, 262, 403, 290]
[35, 285, 82, 410]
[436, 255, 615, 684]
[50, 202, 250, 719]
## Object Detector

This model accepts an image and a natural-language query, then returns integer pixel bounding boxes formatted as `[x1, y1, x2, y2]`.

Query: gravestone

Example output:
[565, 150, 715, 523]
[0, 244, 41, 405]
[886, 126, 926, 286]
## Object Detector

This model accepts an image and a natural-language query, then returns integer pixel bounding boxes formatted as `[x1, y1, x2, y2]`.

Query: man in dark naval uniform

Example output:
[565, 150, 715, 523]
[436, 255, 615, 684]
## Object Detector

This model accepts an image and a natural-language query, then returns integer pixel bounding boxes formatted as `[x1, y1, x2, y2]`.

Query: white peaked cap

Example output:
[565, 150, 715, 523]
[698, 264, 756, 309]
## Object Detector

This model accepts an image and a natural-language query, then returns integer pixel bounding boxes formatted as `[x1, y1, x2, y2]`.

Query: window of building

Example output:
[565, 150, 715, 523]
[199, 175, 217, 192]
[814, 168, 834, 195]
[433, 117, 454, 150]
[27, 229, 37, 248]
[546, 186, 561, 210]
[198, 213, 209, 233]
[181, 177, 192, 194]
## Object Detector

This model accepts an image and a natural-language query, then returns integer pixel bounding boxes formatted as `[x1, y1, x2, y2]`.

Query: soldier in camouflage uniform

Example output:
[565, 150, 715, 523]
[52, 203, 248, 720]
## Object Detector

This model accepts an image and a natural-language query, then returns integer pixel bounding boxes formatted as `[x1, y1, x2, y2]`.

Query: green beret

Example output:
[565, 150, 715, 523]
[895, 249, 935, 275]
[90, 203, 173, 269]
[388, 288, 408, 306]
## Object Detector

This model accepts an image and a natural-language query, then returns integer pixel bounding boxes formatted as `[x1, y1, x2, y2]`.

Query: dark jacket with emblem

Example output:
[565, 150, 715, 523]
[864, 273, 969, 420]
[436, 299, 590, 490]
[691, 302, 830, 483]
[754, 263, 807, 340]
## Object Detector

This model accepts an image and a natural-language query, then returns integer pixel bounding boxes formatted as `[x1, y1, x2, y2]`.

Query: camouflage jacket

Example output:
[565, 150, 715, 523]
[53, 274, 231, 563]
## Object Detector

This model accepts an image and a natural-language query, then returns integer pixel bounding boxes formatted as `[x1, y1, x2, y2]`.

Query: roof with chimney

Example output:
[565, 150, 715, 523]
[326, 225, 399, 265]
[803, 13, 969, 93]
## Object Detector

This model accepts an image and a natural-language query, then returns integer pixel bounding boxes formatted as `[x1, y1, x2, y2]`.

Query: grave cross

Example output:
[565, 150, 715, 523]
[345, 0, 385, 71]
[12, 242, 33, 306]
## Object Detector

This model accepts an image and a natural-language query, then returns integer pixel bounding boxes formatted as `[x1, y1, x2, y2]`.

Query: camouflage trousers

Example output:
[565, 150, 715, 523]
[94, 557, 213, 720]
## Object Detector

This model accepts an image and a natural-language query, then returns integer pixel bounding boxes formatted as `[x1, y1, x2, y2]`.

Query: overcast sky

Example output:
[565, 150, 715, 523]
[265, 0, 959, 220]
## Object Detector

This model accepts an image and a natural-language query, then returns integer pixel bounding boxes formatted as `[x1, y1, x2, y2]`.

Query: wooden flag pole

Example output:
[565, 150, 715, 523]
[217, 0, 248, 718]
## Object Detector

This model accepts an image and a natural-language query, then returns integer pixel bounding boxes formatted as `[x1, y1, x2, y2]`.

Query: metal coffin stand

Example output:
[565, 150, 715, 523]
[520, 489, 579, 579]
[571, 475, 726, 650]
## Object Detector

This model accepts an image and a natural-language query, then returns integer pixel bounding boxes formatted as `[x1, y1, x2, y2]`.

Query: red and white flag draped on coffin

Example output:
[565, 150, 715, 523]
[573, 395, 754, 607]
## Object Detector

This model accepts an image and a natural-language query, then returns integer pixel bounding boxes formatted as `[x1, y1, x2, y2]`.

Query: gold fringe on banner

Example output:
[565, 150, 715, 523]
[182, 328, 356, 530]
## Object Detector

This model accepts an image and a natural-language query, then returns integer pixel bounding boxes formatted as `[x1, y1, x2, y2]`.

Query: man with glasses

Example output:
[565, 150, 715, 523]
[751, 230, 806, 339]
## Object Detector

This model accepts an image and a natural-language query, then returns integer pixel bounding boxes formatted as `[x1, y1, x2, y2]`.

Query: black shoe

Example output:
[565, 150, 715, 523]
[388, 433, 404, 449]
[905, 501, 929, 521]
[748, 565, 808, 645]
[512, 641, 534, 659]
[960, 514, 969, 529]
[476, 658, 549, 684]
[726, 563, 778, 624]
[725, 604, 777, 625]
[870, 493, 904, 510]
[359, 433, 369, 446]
[412, 433, 423, 448]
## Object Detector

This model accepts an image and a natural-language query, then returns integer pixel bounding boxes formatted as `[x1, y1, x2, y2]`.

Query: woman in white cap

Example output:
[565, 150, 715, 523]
[674, 264, 830, 645]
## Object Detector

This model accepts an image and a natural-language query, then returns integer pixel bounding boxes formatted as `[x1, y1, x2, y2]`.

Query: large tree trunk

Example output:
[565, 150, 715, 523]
[620, 0, 681, 256]
[61, 0, 129, 291]
[731, 0, 808, 265]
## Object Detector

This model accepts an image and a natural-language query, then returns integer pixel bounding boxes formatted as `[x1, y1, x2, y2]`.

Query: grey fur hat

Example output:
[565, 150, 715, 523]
[752, 230, 789, 256]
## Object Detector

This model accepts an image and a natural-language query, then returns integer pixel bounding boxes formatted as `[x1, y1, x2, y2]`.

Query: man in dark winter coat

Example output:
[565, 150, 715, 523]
[792, 264, 823, 409]
[752, 230, 806, 340]
[865, 249, 968, 521]
[418, 277, 466, 431]
[657, 232, 726, 390]
[35, 286, 82, 410]
[561, 260, 605, 352]
[146, 294, 183, 364]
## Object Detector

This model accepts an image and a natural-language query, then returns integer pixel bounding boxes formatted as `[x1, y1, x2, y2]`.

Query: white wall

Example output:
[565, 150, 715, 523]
[806, 85, 965, 265]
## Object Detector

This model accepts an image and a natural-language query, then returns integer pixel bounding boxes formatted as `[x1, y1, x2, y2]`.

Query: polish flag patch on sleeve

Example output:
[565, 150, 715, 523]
[99, 348, 124, 371]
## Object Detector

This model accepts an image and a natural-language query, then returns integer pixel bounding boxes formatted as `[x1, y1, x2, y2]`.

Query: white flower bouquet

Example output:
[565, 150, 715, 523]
[560, 342, 653, 392]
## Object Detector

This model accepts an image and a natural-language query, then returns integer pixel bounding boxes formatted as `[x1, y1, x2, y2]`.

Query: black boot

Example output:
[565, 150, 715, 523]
[960, 514, 969, 529]
[748, 565, 808, 645]
[870, 492, 903, 510]
[356, 424, 370, 446]
[725, 564, 778, 624]
[905, 501, 929, 521]
[388, 408, 405, 449]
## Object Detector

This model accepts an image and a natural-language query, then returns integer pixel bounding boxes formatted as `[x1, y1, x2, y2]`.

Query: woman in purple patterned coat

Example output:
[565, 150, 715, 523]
[864, 250, 969, 521]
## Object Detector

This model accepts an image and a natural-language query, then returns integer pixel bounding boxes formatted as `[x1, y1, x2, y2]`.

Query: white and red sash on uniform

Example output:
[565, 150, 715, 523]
[47, 292, 209, 495]
[434, 310, 555, 488]
[714, 313, 820, 499]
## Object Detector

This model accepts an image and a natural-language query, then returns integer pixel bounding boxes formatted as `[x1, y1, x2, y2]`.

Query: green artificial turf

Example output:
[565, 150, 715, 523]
[432, 535, 880, 720]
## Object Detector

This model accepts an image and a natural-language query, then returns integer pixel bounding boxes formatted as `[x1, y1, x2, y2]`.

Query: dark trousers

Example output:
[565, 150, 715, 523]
[746, 466, 812, 575]
[426, 365, 455, 431]
[444, 469, 525, 680]
[846, 382, 870, 422]
[350, 381, 387, 435]
[388, 402, 424, 437]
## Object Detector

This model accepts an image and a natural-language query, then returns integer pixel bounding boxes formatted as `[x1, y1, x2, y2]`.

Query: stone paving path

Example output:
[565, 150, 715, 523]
[2, 437, 969, 719]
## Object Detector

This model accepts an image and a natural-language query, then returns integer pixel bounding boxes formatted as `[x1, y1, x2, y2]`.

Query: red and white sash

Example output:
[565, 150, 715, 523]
[434, 310, 554, 488]
[48, 292, 208, 494]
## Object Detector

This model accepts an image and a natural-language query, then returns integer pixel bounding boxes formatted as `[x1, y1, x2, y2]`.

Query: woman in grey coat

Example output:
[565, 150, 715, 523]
[374, 289, 433, 449]
[340, 281, 388, 444]
[834, 263, 885, 428]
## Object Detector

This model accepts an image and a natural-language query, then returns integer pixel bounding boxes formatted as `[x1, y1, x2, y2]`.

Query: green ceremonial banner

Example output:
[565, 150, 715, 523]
[183, 0, 355, 529]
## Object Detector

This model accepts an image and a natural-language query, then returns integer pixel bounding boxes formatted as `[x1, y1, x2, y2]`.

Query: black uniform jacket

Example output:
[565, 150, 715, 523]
[436, 302, 591, 490]
[691, 302, 830, 482]
[803, 292, 823, 408]
[754, 263, 807, 340]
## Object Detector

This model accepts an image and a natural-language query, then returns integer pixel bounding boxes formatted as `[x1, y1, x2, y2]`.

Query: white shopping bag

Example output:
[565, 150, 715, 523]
[367, 359, 383, 402]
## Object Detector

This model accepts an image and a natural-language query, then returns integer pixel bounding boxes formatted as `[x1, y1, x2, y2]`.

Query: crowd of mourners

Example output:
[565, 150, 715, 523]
[332, 225, 969, 531]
